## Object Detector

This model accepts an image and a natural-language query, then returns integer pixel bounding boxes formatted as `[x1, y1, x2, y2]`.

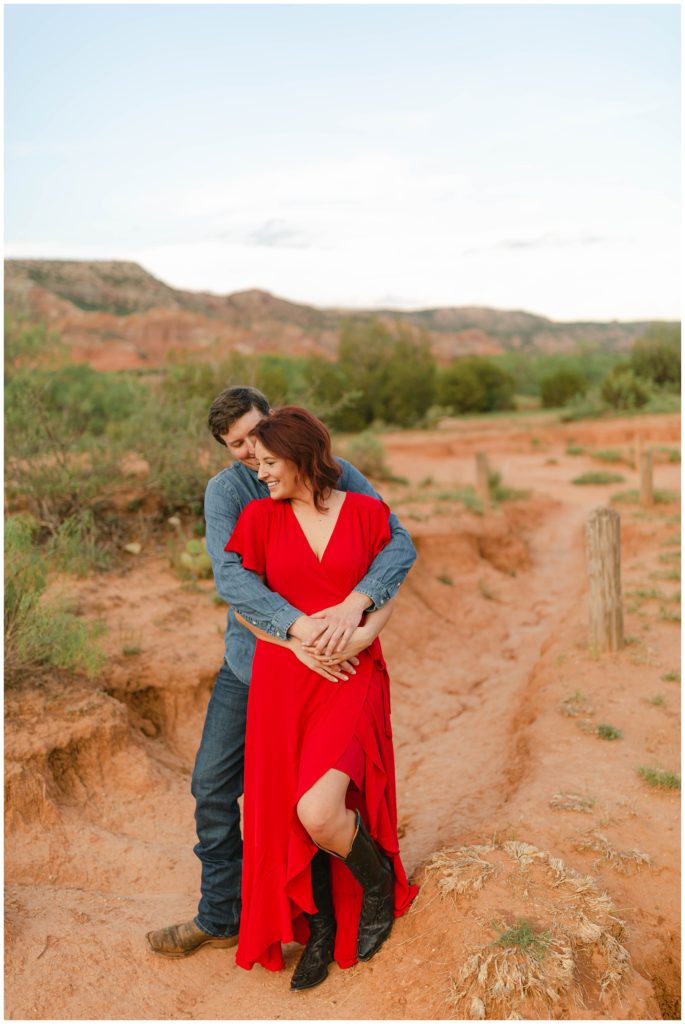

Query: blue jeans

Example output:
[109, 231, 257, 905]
[192, 661, 248, 938]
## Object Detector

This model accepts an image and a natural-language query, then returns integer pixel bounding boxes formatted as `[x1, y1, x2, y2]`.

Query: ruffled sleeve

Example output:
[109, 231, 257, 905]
[224, 499, 269, 575]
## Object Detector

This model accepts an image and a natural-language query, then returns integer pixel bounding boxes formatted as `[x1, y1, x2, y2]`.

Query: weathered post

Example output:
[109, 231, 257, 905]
[475, 452, 490, 510]
[585, 507, 624, 653]
[633, 432, 643, 471]
[639, 450, 654, 507]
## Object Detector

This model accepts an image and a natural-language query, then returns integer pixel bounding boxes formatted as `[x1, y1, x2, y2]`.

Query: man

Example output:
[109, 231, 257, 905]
[147, 386, 416, 957]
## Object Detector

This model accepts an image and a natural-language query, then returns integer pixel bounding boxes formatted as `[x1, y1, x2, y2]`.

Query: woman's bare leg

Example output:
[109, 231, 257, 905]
[296, 769, 356, 856]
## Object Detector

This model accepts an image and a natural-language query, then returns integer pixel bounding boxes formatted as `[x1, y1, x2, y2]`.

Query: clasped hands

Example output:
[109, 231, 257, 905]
[289, 592, 373, 684]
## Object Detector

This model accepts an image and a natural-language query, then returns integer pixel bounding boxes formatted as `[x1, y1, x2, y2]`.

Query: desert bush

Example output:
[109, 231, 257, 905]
[559, 391, 607, 422]
[540, 368, 589, 408]
[47, 511, 113, 575]
[112, 392, 227, 516]
[337, 319, 437, 428]
[439, 357, 516, 414]
[4, 514, 106, 684]
[495, 346, 623, 397]
[629, 323, 680, 391]
[600, 366, 651, 410]
[5, 370, 127, 535]
[340, 431, 394, 480]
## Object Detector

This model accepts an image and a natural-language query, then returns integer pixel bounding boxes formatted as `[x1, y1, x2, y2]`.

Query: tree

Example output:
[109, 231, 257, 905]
[601, 366, 651, 410]
[439, 357, 515, 413]
[629, 323, 680, 391]
[540, 368, 589, 408]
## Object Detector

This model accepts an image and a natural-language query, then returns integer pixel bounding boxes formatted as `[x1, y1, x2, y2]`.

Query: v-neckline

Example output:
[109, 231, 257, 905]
[287, 492, 348, 565]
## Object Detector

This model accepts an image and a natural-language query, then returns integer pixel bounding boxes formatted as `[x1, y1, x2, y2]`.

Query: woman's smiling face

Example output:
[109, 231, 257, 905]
[255, 439, 301, 500]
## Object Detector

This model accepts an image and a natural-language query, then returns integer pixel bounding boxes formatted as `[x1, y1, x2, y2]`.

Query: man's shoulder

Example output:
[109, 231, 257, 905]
[206, 463, 260, 499]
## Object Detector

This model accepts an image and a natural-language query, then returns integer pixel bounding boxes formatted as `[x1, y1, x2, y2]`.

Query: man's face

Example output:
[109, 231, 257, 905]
[220, 407, 268, 471]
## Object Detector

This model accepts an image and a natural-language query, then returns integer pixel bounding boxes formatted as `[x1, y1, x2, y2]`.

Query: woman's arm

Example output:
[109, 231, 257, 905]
[303, 599, 396, 666]
[234, 611, 359, 683]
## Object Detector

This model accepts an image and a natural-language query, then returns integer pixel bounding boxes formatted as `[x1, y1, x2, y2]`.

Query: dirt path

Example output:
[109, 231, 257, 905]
[5, 413, 680, 1019]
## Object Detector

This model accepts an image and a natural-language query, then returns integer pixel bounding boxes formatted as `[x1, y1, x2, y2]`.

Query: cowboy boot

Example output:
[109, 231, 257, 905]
[290, 850, 337, 990]
[146, 918, 239, 958]
[340, 811, 395, 962]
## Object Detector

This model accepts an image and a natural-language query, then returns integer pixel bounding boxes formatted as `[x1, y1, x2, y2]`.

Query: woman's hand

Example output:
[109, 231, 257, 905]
[303, 625, 372, 666]
[291, 641, 359, 683]
[307, 592, 372, 656]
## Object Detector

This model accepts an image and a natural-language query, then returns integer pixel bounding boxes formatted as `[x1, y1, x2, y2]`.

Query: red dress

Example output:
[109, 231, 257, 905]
[225, 491, 417, 972]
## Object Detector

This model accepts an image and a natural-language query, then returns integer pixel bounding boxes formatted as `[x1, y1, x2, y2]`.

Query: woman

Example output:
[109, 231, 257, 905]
[226, 407, 417, 988]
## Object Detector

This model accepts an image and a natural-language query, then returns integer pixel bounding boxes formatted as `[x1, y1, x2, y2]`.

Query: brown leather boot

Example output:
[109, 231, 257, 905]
[146, 919, 239, 958]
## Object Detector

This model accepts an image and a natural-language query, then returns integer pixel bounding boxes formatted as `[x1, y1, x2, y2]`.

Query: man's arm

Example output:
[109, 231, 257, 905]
[205, 473, 305, 640]
[233, 611, 358, 683]
[338, 458, 416, 607]
[307, 458, 417, 655]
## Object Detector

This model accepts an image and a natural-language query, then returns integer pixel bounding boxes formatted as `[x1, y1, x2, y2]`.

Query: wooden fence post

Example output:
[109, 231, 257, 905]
[585, 507, 624, 653]
[633, 432, 642, 471]
[475, 452, 490, 510]
[640, 450, 654, 507]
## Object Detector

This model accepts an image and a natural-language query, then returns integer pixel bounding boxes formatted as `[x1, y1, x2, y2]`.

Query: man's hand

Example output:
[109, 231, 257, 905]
[288, 614, 330, 647]
[291, 642, 358, 683]
[306, 592, 372, 656]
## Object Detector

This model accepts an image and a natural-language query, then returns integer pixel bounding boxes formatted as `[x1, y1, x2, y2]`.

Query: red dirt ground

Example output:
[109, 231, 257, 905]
[5, 411, 681, 1019]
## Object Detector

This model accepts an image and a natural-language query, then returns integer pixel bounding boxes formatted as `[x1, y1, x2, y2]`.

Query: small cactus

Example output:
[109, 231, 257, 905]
[179, 537, 212, 578]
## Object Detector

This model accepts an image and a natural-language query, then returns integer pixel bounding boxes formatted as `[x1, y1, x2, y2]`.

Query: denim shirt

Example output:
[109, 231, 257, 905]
[204, 457, 417, 685]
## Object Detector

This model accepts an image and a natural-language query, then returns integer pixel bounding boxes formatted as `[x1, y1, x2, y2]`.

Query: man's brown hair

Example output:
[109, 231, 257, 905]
[208, 386, 270, 446]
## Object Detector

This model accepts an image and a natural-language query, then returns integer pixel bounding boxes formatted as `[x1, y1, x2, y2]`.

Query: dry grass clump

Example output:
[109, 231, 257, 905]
[423, 844, 496, 897]
[572, 829, 652, 874]
[558, 690, 594, 718]
[432, 839, 630, 1019]
[549, 791, 595, 813]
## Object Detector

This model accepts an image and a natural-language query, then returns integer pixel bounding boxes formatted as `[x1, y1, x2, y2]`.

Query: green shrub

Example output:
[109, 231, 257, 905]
[487, 468, 530, 502]
[47, 511, 113, 575]
[341, 431, 393, 480]
[591, 449, 623, 463]
[629, 323, 681, 391]
[596, 723, 622, 740]
[4, 515, 106, 684]
[559, 391, 608, 422]
[337, 319, 437, 428]
[601, 366, 651, 410]
[540, 368, 589, 408]
[637, 766, 680, 790]
[112, 392, 226, 516]
[572, 471, 625, 485]
[439, 357, 516, 414]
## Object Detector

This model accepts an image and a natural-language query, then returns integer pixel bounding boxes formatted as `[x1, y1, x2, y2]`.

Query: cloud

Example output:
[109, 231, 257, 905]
[465, 231, 610, 255]
[246, 219, 312, 249]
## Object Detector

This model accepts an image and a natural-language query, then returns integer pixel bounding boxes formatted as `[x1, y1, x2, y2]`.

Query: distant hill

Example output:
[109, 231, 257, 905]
[5, 259, 660, 372]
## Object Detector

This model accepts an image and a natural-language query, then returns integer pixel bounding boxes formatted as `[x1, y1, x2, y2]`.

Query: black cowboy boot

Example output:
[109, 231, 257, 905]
[341, 811, 394, 962]
[290, 850, 337, 990]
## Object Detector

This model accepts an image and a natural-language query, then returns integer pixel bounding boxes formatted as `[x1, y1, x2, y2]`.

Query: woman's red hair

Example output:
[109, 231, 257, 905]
[255, 407, 340, 511]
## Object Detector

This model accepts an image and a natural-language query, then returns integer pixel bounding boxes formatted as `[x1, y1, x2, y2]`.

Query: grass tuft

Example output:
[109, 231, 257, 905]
[611, 488, 680, 505]
[637, 766, 680, 790]
[660, 670, 680, 683]
[591, 448, 624, 464]
[596, 724, 622, 741]
[492, 919, 551, 961]
[572, 471, 625, 485]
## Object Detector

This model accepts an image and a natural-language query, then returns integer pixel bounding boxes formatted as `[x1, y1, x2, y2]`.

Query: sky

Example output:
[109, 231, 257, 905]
[4, 3, 681, 321]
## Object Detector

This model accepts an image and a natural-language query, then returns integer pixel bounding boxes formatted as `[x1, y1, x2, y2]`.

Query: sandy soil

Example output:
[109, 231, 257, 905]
[5, 411, 681, 1020]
